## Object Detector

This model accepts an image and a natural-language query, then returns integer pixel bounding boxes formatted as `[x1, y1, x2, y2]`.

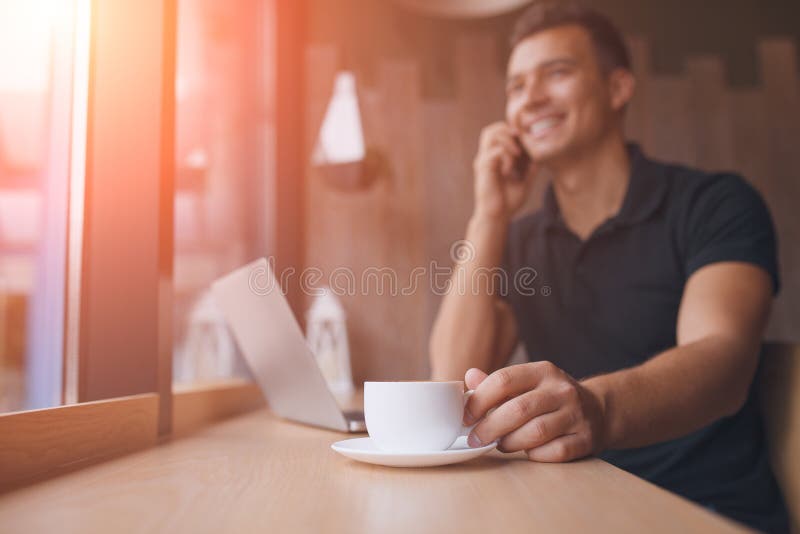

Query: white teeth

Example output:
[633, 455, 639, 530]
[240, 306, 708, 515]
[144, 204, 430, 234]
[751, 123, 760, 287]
[530, 117, 560, 136]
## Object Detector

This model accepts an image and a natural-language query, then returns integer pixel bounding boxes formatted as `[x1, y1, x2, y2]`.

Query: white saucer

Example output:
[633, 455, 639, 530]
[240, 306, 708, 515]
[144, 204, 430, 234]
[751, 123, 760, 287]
[330, 436, 497, 467]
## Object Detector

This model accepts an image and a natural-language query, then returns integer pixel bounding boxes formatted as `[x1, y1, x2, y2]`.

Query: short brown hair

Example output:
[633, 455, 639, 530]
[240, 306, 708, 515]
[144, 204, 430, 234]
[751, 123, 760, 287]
[510, 1, 631, 75]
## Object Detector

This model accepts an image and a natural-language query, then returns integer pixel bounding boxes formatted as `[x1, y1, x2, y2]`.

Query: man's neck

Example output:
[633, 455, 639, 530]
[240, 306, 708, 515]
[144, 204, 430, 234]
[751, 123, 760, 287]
[548, 134, 630, 240]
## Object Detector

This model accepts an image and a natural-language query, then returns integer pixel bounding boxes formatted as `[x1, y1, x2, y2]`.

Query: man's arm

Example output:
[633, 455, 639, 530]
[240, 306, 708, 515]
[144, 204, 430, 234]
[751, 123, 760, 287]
[429, 214, 519, 380]
[463, 262, 771, 461]
[585, 261, 771, 450]
[429, 121, 532, 380]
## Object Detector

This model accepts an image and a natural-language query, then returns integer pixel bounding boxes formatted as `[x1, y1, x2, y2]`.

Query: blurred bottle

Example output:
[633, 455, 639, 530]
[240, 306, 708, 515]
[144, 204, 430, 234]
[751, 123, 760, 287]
[306, 288, 354, 395]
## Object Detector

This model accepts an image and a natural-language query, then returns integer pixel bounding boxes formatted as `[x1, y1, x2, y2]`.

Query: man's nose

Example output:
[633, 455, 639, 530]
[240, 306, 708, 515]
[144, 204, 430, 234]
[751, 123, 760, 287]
[520, 77, 550, 109]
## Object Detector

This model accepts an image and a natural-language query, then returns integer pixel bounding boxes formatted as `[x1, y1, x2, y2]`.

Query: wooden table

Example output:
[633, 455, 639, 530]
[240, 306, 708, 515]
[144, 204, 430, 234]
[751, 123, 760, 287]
[0, 409, 748, 533]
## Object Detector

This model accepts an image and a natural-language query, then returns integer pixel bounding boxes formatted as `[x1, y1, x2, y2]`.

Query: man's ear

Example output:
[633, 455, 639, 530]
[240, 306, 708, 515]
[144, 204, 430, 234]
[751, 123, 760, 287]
[608, 68, 636, 112]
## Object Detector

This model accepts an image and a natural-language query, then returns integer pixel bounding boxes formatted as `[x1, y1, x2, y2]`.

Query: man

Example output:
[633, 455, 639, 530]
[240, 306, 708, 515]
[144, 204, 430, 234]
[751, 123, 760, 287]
[428, 2, 789, 532]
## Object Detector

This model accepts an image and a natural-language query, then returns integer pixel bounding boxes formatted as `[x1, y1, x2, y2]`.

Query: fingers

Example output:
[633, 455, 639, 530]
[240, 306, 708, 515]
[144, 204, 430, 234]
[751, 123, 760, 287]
[477, 122, 504, 150]
[484, 146, 514, 177]
[464, 368, 489, 390]
[478, 122, 519, 153]
[493, 134, 522, 160]
[477, 123, 521, 174]
[525, 433, 591, 463]
[497, 408, 575, 452]
[465, 361, 556, 424]
[473, 121, 534, 219]
[475, 145, 514, 178]
[467, 388, 560, 447]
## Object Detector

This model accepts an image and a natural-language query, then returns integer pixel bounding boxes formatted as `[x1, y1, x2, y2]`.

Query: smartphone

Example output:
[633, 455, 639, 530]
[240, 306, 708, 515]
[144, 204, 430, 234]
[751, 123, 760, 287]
[510, 136, 532, 181]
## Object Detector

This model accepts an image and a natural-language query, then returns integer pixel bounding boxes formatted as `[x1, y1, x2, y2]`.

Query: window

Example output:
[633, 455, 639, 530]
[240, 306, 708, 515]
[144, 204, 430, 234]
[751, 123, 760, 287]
[0, 0, 82, 412]
[0, 0, 300, 490]
[172, 0, 276, 385]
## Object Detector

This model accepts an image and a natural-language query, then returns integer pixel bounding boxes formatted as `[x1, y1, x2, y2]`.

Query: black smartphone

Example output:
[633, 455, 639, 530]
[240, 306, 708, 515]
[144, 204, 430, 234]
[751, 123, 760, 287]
[511, 136, 532, 181]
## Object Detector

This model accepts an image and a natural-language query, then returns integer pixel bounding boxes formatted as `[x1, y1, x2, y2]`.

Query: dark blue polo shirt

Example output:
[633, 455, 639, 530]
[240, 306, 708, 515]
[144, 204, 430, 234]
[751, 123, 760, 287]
[502, 144, 789, 532]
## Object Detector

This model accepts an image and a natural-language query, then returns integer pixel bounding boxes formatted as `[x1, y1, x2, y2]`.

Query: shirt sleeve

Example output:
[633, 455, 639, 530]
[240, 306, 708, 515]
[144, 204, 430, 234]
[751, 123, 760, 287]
[683, 173, 780, 294]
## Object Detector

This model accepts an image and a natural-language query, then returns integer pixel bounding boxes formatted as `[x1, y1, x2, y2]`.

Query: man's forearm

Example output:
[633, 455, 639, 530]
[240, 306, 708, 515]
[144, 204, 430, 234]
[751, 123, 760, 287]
[429, 213, 509, 380]
[583, 335, 760, 451]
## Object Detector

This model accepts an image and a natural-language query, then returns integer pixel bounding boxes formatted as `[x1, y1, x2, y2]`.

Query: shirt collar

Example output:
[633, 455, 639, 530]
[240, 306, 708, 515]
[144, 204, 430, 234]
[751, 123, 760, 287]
[540, 143, 668, 231]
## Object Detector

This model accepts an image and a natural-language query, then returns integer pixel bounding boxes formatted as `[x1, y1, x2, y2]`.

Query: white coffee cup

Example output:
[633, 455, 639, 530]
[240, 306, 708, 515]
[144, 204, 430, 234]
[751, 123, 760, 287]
[364, 381, 473, 453]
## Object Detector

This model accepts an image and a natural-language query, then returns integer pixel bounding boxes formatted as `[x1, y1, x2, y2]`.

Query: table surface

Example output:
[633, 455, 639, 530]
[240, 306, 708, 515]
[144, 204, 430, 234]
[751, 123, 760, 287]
[0, 408, 748, 534]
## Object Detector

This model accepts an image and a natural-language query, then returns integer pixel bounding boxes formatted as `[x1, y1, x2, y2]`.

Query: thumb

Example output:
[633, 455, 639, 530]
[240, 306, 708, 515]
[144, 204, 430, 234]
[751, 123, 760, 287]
[465, 367, 489, 390]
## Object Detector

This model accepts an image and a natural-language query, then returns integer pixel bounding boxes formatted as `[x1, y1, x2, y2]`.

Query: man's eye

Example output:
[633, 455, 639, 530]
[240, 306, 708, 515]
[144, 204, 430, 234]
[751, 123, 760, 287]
[549, 68, 570, 78]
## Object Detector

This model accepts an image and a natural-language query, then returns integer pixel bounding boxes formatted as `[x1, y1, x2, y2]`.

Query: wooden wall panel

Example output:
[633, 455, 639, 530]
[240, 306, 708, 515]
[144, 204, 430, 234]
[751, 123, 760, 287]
[440, 31, 506, 220]
[421, 100, 462, 346]
[645, 76, 695, 166]
[304, 52, 429, 382]
[305, 44, 380, 382]
[304, 45, 340, 162]
[304, 43, 340, 294]
[758, 39, 800, 342]
[454, 31, 505, 218]
[625, 36, 651, 149]
[686, 56, 734, 171]
[339, 86, 395, 384]
[728, 89, 770, 193]
[371, 61, 427, 380]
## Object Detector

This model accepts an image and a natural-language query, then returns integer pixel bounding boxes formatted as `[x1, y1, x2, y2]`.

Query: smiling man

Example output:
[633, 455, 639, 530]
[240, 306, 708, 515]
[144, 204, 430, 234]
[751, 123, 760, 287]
[428, 2, 790, 531]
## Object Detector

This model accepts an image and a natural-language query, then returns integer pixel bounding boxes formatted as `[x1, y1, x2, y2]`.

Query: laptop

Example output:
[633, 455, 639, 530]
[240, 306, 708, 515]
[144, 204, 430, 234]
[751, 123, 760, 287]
[211, 258, 366, 433]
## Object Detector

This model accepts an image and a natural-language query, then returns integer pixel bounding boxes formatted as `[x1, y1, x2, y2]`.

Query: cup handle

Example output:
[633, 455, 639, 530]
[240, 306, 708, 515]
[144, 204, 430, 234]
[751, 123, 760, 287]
[460, 389, 475, 437]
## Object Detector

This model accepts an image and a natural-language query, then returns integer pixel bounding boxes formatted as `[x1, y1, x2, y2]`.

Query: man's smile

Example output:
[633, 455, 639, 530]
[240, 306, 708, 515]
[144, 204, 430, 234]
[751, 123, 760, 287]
[523, 112, 566, 140]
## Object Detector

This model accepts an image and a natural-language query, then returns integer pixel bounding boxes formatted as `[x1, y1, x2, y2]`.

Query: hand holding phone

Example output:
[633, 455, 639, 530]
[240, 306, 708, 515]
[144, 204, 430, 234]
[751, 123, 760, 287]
[509, 135, 532, 183]
[473, 121, 535, 220]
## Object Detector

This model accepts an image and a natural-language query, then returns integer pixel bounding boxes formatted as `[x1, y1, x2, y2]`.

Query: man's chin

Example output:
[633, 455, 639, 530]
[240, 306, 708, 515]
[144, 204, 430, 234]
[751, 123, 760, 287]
[527, 142, 570, 164]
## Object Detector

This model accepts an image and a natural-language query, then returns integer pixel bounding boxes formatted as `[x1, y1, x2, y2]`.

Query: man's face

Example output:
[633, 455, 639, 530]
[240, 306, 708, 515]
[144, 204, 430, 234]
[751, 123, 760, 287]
[505, 24, 624, 163]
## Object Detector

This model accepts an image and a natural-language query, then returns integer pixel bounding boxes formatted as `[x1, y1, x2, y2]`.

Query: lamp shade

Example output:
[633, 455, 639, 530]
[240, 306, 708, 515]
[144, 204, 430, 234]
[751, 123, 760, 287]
[391, 0, 532, 19]
[312, 71, 365, 166]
